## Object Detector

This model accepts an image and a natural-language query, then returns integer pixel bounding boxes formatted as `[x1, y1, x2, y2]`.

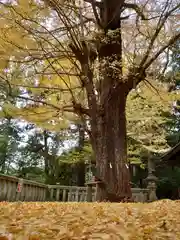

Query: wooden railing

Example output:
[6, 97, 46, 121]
[0, 174, 47, 201]
[48, 185, 149, 202]
[47, 185, 96, 202]
[0, 174, 150, 202]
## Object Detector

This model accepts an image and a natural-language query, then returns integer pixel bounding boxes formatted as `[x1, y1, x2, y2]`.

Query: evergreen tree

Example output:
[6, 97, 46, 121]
[165, 40, 180, 146]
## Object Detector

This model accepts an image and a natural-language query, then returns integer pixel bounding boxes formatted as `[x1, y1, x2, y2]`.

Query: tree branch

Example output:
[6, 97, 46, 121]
[72, 100, 90, 116]
[10, 83, 81, 92]
[15, 95, 90, 116]
[15, 95, 62, 111]
[83, 0, 102, 8]
[140, 3, 180, 67]
[161, 49, 170, 76]
[123, 3, 146, 20]
[91, 0, 103, 28]
[144, 32, 180, 70]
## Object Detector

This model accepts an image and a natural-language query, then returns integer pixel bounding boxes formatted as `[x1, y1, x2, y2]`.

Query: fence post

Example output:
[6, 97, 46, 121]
[86, 184, 92, 202]
[16, 178, 23, 201]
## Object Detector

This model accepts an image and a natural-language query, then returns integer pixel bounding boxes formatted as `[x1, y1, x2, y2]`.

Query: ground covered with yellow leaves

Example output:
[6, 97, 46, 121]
[0, 200, 179, 239]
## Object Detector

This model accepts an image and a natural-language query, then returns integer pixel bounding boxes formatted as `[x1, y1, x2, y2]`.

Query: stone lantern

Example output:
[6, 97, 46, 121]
[146, 157, 158, 202]
[85, 159, 96, 183]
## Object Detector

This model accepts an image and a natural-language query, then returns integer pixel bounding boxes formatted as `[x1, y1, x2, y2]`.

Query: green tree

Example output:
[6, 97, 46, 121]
[164, 40, 180, 146]
[0, 118, 22, 173]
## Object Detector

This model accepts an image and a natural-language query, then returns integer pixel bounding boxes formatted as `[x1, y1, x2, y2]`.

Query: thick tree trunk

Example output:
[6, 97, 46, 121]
[91, 0, 131, 201]
[94, 86, 131, 201]
[70, 0, 133, 201]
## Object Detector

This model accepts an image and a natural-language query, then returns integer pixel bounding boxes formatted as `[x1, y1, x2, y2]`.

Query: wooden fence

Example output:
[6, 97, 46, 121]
[0, 174, 150, 202]
[48, 185, 149, 202]
[0, 174, 47, 201]
[48, 185, 96, 202]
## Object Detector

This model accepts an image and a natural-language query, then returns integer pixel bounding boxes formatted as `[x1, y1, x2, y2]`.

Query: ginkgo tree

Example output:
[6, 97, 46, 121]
[0, 0, 180, 201]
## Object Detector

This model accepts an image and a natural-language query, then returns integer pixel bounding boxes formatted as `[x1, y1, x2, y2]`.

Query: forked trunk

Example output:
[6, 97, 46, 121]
[71, 0, 132, 201]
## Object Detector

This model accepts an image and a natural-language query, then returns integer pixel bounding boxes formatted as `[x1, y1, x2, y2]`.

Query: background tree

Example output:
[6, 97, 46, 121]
[0, 118, 19, 173]
[164, 40, 180, 146]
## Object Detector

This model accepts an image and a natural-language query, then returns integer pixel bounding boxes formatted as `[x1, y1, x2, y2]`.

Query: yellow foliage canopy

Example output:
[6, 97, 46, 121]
[0, 0, 179, 139]
[127, 80, 179, 150]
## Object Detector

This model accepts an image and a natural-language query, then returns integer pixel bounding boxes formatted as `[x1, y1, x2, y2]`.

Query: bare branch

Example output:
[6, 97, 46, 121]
[15, 95, 90, 116]
[161, 49, 170, 76]
[38, 40, 78, 103]
[123, 3, 146, 20]
[10, 83, 81, 92]
[144, 32, 180, 70]
[72, 100, 90, 116]
[140, 3, 180, 67]
[144, 79, 164, 101]
[15, 95, 61, 111]
[91, 0, 103, 28]
[83, 0, 102, 8]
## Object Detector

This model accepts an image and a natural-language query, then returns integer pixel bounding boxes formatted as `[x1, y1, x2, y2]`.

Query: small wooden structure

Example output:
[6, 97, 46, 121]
[159, 142, 180, 167]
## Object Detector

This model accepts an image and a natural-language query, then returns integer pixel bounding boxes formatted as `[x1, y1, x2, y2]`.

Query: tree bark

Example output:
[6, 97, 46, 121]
[70, 0, 133, 201]
[94, 85, 131, 201]
[91, 0, 131, 201]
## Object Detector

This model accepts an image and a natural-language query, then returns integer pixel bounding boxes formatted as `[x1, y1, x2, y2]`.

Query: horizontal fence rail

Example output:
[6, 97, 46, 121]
[0, 174, 150, 202]
[47, 185, 96, 202]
